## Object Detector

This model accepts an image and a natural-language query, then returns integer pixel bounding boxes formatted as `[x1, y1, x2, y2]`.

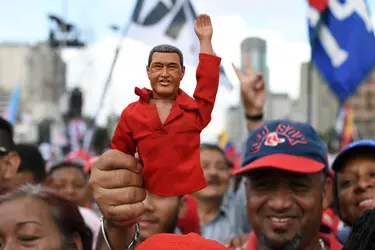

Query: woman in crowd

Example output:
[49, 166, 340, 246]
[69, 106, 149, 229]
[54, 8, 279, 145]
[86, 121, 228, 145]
[0, 183, 92, 250]
[46, 160, 100, 248]
[47, 160, 90, 206]
[332, 140, 375, 243]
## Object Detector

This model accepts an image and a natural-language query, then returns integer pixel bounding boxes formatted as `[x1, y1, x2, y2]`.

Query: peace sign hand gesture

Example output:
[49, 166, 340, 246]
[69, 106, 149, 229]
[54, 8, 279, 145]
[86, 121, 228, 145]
[232, 54, 265, 115]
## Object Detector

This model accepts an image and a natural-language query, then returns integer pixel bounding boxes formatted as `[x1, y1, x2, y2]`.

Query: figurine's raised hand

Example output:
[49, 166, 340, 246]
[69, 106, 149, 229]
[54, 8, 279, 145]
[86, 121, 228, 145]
[232, 54, 265, 114]
[194, 14, 213, 41]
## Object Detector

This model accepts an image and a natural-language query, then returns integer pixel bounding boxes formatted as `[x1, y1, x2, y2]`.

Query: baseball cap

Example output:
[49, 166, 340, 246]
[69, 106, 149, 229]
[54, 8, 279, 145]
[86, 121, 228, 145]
[0, 117, 15, 154]
[331, 139, 375, 172]
[136, 233, 227, 250]
[233, 120, 328, 175]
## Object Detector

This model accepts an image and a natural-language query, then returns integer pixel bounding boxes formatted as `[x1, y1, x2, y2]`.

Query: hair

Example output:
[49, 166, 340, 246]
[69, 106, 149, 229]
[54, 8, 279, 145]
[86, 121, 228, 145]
[0, 117, 13, 136]
[200, 143, 231, 168]
[343, 208, 375, 250]
[332, 149, 375, 226]
[0, 184, 92, 250]
[15, 143, 46, 183]
[48, 160, 88, 181]
[147, 44, 184, 67]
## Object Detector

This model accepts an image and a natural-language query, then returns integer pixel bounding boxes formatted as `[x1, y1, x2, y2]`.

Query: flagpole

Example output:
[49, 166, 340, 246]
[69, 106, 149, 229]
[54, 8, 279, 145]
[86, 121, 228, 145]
[93, 2, 137, 123]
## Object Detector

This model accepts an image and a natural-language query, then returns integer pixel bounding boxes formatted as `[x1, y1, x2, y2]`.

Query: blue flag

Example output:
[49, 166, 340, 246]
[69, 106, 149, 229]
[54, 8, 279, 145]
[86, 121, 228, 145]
[3, 83, 21, 125]
[308, 0, 375, 103]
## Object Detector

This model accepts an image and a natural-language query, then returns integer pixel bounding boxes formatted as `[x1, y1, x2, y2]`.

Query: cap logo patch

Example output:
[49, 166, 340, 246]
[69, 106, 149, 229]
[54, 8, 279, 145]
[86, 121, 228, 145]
[265, 132, 285, 146]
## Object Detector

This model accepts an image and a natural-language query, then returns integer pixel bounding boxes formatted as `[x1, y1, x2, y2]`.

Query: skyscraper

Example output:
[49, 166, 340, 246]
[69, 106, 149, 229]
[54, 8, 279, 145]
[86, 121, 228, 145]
[240, 37, 268, 91]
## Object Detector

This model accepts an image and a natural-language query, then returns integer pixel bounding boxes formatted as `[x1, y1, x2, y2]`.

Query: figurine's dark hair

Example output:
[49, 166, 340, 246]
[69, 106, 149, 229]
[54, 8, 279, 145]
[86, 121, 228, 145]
[148, 44, 184, 67]
[343, 208, 375, 250]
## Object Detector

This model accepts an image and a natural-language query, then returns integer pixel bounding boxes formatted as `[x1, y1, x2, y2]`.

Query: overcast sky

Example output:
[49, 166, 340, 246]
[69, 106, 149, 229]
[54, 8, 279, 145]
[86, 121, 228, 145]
[1, 0, 374, 142]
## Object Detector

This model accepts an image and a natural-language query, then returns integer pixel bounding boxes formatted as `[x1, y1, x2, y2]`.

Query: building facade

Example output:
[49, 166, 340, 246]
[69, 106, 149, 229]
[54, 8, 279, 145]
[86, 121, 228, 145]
[0, 42, 66, 122]
[295, 62, 339, 133]
[349, 69, 375, 138]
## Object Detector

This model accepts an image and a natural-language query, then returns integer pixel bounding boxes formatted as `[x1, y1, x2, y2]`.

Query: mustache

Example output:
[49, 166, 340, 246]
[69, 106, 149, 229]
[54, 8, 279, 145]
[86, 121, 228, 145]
[141, 212, 160, 223]
[207, 176, 221, 185]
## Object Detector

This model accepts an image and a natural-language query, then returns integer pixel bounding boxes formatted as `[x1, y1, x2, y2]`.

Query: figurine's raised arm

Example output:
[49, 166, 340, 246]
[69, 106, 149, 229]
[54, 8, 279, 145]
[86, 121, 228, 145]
[193, 14, 221, 129]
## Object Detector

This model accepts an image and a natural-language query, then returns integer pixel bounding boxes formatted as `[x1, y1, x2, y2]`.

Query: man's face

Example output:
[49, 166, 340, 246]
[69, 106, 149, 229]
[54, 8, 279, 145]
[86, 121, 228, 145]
[337, 155, 375, 225]
[245, 168, 329, 250]
[138, 192, 185, 243]
[147, 52, 184, 99]
[0, 152, 20, 194]
[195, 149, 231, 200]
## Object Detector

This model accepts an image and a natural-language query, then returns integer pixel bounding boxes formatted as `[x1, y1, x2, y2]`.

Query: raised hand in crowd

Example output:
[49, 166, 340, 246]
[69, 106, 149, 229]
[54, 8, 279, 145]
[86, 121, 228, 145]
[232, 54, 265, 132]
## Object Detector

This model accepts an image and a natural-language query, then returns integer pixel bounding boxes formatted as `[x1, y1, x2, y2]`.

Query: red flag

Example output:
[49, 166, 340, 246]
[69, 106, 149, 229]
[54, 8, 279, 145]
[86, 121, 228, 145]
[308, 0, 329, 12]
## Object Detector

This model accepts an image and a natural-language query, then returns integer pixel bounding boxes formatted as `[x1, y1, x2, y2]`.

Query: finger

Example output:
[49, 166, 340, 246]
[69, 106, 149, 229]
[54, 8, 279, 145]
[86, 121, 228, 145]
[245, 53, 253, 76]
[94, 186, 147, 206]
[94, 150, 140, 173]
[90, 169, 143, 189]
[194, 19, 197, 30]
[231, 63, 243, 80]
[203, 14, 210, 26]
[104, 202, 145, 222]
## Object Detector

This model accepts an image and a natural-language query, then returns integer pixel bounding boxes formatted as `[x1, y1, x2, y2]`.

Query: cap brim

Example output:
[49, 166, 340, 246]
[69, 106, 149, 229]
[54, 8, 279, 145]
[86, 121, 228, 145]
[233, 154, 325, 176]
[332, 145, 375, 172]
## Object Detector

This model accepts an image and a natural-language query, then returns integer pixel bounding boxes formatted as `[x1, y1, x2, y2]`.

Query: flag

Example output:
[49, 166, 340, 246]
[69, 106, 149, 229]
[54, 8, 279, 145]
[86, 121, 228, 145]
[218, 131, 241, 169]
[334, 102, 357, 149]
[2, 84, 21, 125]
[308, 0, 375, 103]
[128, 0, 233, 90]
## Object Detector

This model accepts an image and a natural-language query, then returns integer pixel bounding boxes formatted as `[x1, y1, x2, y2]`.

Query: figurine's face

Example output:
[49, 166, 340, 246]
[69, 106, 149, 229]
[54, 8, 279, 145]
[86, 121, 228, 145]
[147, 52, 185, 99]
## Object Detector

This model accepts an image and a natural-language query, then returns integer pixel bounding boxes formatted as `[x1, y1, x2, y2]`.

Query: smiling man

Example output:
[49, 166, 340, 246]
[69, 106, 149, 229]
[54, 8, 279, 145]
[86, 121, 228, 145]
[233, 119, 339, 250]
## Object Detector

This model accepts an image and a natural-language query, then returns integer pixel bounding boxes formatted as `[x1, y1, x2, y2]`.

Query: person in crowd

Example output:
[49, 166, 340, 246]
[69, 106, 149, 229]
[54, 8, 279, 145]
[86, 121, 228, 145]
[0, 117, 21, 195]
[342, 208, 375, 250]
[229, 53, 267, 237]
[194, 143, 235, 244]
[228, 119, 340, 250]
[112, 14, 220, 197]
[9, 143, 46, 189]
[47, 160, 90, 206]
[46, 160, 100, 249]
[0, 183, 92, 250]
[331, 139, 375, 244]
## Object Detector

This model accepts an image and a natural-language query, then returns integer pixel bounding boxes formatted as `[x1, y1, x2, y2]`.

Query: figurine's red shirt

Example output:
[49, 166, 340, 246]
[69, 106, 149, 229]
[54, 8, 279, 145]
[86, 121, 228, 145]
[112, 53, 221, 196]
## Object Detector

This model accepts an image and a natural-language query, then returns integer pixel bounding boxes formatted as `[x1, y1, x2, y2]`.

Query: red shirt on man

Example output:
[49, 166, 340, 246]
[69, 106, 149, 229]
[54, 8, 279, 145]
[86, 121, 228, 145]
[112, 53, 221, 196]
[244, 232, 342, 250]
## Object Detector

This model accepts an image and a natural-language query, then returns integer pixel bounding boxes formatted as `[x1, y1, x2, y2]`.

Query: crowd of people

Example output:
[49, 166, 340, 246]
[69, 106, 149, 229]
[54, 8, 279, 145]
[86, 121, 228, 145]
[0, 14, 375, 250]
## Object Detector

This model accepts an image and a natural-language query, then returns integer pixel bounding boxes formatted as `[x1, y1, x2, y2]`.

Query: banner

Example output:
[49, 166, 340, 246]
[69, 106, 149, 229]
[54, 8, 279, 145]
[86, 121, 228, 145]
[308, 0, 375, 103]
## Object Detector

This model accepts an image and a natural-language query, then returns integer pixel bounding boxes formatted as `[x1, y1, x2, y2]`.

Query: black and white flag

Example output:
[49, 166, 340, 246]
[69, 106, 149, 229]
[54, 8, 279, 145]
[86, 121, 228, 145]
[128, 0, 233, 90]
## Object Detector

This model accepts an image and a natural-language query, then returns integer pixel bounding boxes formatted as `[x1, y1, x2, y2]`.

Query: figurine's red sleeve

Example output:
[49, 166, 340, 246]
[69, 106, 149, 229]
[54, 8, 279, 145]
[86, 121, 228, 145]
[111, 107, 136, 155]
[193, 53, 221, 129]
